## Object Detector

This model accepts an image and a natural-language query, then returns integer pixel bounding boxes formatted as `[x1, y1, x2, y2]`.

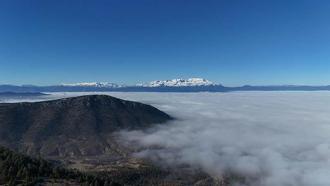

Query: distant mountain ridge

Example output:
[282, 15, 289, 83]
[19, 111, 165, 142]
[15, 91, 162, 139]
[0, 92, 48, 97]
[61, 82, 122, 88]
[1, 78, 330, 92]
[137, 78, 218, 87]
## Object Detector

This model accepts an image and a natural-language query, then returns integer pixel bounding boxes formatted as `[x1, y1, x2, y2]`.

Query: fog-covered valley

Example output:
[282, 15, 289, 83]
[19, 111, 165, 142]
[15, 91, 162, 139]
[1, 92, 330, 186]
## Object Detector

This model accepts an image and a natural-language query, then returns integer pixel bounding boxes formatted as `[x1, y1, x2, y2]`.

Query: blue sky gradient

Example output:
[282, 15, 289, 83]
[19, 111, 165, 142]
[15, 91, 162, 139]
[1, 0, 330, 85]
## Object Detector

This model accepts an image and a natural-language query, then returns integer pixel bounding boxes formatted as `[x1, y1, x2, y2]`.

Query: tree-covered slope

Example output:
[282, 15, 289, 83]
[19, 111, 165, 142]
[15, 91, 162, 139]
[0, 95, 172, 157]
[0, 145, 123, 186]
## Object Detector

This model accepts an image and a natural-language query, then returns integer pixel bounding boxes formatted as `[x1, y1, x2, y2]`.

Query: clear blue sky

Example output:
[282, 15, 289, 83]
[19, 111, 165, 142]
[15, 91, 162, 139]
[1, 0, 330, 86]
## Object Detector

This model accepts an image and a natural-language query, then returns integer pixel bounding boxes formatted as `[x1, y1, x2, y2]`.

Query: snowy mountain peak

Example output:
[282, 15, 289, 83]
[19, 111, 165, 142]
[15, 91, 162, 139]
[138, 78, 219, 87]
[61, 78, 219, 88]
[61, 82, 121, 88]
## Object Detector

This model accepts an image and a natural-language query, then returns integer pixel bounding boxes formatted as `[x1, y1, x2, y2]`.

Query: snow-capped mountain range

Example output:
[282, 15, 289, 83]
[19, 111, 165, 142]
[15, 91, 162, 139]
[61, 82, 121, 88]
[138, 78, 218, 87]
[1, 78, 330, 92]
[61, 78, 218, 88]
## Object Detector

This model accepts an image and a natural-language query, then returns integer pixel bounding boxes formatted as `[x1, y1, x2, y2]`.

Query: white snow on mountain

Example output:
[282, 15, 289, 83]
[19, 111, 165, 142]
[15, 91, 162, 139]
[61, 82, 121, 88]
[138, 78, 219, 87]
[61, 78, 219, 88]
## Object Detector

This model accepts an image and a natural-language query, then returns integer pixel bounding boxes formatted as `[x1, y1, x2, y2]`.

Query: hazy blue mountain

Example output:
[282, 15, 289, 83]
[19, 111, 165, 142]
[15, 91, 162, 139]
[1, 78, 330, 92]
[1, 84, 330, 92]
[0, 92, 48, 97]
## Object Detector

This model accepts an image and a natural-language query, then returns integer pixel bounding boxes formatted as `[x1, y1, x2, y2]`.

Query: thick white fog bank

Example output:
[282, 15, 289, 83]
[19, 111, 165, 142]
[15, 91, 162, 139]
[2, 92, 330, 185]
[114, 92, 330, 186]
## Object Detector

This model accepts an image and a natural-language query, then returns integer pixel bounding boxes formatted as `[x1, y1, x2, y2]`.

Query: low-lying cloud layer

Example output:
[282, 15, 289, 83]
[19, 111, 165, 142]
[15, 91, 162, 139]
[2, 92, 330, 186]
[114, 92, 330, 186]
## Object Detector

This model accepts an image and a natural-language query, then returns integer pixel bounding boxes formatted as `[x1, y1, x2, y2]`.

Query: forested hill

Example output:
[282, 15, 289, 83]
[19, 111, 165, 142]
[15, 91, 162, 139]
[0, 145, 121, 186]
[0, 145, 193, 186]
[0, 95, 172, 157]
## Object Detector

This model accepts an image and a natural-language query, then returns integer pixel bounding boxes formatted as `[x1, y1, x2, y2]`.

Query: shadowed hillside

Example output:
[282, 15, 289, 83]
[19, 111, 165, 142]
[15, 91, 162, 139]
[0, 95, 172, 157]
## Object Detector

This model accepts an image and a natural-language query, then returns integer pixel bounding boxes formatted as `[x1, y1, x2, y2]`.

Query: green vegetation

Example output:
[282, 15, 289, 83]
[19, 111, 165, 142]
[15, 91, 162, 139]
[0, 146, 186, 186]
[0, 146, 121, 186]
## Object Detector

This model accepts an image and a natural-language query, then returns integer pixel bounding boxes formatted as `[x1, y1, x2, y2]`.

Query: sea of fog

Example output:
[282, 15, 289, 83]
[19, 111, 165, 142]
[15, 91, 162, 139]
[1, 91, 330, 186]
